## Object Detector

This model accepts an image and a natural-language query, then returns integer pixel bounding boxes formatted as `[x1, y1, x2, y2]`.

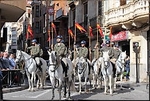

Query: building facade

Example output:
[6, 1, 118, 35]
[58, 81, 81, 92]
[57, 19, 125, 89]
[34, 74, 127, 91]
[104, 0, 149, 82]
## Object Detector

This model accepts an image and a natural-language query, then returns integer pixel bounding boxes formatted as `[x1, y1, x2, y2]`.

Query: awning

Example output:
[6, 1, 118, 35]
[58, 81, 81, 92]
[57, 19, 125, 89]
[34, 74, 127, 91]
[111, 31, 128, 42]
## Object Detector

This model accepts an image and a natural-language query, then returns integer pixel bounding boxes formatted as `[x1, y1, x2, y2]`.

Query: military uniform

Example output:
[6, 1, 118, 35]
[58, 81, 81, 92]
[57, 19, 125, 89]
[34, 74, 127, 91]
[77, 46, 88, 58]
[77, 40, 91, 74]
[91, 46, 102, 66]
[54, 35, 68, 76]
[100, 45, 114, 59]
[27, 39, 42, 71]
[54, 42, 66, 57]
[111, 45, 122, 63]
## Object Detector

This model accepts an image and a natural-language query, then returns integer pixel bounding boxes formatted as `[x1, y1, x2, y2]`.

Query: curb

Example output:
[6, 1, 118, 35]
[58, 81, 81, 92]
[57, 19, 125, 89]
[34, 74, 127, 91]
[2, 85, 28, 93]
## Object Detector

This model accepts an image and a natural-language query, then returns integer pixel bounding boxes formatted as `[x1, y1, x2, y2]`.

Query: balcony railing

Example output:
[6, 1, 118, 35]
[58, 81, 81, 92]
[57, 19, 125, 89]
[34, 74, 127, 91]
[105, 0, 149, 26]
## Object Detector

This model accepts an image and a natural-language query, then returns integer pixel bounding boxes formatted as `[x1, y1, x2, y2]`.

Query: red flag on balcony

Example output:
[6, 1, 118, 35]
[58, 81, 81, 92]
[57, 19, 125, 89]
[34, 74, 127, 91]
[109, 26, 112, 39]
[26, 24, 33, 39]
[68, 29, 74, 38]
[51, 22, 57, 34]
[97, 24, 104, 37]
[89, 26, 93, 37]
[75, 22, 86, 33]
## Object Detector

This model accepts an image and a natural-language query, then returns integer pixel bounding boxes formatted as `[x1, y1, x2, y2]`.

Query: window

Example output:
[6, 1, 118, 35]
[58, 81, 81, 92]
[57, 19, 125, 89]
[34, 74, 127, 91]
[98, 1, 102, 16]
[83, 2, 88, 27]
[35, 22, 40, 33]
[35, 5, 40, 17]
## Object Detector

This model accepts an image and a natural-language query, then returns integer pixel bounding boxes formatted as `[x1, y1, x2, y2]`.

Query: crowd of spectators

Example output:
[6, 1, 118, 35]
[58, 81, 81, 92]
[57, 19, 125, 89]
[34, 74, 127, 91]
[0, 51, 16, 71]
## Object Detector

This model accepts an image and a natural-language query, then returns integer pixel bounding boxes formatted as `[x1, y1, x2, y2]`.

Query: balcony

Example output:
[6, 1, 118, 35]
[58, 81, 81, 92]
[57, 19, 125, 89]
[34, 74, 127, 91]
[105, 0, 149, 29]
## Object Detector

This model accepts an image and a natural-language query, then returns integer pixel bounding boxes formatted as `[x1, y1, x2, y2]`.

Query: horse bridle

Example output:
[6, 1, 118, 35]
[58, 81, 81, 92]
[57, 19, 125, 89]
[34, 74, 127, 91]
[16, 50, 33, 69]
[78, 62, 87, 74]
[49, 53, 59, 72]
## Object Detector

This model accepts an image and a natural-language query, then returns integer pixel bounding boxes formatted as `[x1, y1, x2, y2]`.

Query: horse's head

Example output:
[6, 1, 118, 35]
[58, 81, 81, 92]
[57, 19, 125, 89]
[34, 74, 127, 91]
[102, 51, 110, 66]
[119, 51, 127, 64]
[15, 50, 23, 64]
[77, 57, 87, 74]
[48, 50, 57, 64]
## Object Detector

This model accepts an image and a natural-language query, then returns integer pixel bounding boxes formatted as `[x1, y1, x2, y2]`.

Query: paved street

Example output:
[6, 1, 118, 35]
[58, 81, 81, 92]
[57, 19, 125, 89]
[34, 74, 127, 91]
[2, 81, 149, 100]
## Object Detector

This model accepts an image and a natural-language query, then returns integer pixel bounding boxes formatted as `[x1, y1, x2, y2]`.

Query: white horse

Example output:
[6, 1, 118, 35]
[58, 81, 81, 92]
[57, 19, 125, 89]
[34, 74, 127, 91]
[76, 57, 89, 93]
[47, 51, 74, 100]
[15, 50, 48, 91]
[101, 51, 114, 95]
[92, 57, 103, 89]
[114, 51, 127, 89]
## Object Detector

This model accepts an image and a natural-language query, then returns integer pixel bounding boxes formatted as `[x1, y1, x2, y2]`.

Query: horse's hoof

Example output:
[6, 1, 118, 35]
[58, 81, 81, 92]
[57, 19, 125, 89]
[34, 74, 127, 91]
[110, 93, 113, 96]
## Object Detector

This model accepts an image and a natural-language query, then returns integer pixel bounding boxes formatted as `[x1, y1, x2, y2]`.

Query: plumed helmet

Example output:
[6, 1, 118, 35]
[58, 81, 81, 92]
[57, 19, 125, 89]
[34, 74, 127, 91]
[56, 35, 63, 39]
[105, 40, 110, 44]
[81, 40, 86, 44]
[31, 39, 37, 43]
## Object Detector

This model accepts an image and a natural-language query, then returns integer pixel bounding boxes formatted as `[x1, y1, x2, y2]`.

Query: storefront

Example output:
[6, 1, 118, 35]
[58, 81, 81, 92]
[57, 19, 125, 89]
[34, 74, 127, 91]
[111, 31, 130, 56]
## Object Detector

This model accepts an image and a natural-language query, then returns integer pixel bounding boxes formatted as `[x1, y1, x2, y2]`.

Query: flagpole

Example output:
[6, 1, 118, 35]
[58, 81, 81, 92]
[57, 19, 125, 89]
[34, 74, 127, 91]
[96, 1, 99, 43]
[88, 21, 92, 62]
[51, 22, 54, 50]
[25, 24, 28, 52]
[68, 9, 71, 50]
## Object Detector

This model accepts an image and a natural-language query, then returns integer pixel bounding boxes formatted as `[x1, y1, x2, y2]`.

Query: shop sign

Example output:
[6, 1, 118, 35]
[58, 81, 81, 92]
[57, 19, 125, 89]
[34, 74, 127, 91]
[111, 31, 128, 42]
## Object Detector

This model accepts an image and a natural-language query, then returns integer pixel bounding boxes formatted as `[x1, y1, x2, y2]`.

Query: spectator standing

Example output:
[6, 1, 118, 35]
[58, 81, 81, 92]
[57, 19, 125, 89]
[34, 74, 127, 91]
[125, 55, 130, 80]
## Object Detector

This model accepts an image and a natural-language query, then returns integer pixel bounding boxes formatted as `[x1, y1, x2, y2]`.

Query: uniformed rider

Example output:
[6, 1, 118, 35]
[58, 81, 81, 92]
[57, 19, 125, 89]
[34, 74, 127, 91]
[54, 35, 68, 76]
[91, 42, 102, 67]
[27, 39, 42, 71]
[77, 40, 92, 74]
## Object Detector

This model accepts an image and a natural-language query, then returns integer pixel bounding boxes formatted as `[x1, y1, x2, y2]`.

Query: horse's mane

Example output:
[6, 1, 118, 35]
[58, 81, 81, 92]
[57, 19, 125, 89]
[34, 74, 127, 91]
[17, 50, 31, 58]
[118, 51, 126, 60]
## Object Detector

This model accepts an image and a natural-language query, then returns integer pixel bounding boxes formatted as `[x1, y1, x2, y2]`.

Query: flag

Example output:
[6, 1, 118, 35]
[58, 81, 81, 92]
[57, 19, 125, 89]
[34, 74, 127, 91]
[109, 26, 112, 39]
[89, 26, 93, 37]
[47, 35, 50, 42]
[51, 22, 57, 34]
[68, 29, 74, 38]
[26, 24, 33, 39]
[75, 22, 86, 33]
[97, 24, 104, 37]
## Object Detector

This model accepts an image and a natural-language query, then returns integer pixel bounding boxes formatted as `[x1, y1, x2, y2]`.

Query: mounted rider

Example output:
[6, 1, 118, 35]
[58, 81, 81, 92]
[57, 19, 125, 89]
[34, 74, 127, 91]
[91, 42, 102, 67]
[54, 35, 68, 76]
[113, 44, 122, 62]
[76, 40, 92, 75]
[100, 40, 120, 77]
[27, 39, 42, 71]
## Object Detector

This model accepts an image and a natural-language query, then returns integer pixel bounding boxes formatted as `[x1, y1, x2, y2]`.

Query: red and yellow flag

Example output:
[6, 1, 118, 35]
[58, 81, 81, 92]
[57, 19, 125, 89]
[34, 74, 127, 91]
[75, 22, 86, 33]
[89, 26, 93, 37]
[47, 35, 51, 42]
[51, 22, 57, 34]
[26, 24, 33, 39]
[68, 29, 74, 38]
[97, 24, 104, 37]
